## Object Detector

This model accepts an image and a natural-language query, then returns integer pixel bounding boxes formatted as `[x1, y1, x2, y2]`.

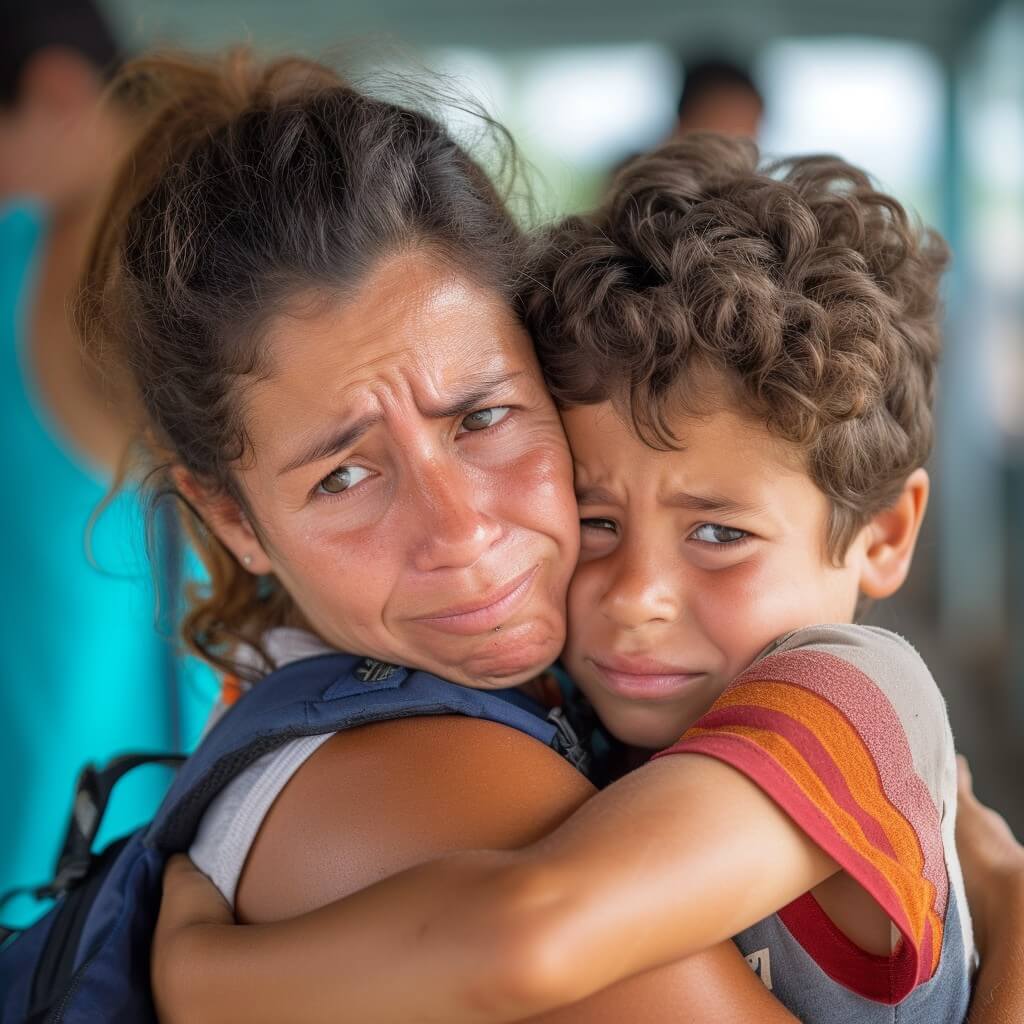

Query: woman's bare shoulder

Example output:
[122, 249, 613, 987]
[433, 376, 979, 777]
[235, 714, 595, 923]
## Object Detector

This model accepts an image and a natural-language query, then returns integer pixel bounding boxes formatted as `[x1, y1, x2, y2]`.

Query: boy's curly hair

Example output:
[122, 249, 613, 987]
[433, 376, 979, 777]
[520, 134, 949, 559]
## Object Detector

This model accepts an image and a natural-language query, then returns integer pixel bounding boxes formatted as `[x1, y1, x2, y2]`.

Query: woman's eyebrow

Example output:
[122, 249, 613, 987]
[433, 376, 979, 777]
[277, 369, 527, 477]
[420, 369, 527, 420]
[277, 415, 381, 476]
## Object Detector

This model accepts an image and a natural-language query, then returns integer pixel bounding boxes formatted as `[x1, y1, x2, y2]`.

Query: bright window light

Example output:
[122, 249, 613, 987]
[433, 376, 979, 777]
[757, 38, 943, 211]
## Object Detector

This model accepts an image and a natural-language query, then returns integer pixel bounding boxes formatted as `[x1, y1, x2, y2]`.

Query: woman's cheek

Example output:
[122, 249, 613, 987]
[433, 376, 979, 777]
[495, 436, 578, 548]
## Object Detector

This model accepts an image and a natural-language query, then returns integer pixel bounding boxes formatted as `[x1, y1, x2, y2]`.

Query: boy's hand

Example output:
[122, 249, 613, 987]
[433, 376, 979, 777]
[156, 855, 233, 932]
[955, 755, 1024, 957]
[151, 856, 233, 1024]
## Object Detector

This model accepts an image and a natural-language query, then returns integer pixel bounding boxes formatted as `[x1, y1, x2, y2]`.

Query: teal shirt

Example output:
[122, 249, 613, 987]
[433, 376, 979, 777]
[0, 201, 215, 924]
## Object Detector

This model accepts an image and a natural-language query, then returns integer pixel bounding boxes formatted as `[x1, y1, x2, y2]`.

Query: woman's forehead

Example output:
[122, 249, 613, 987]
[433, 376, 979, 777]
[241, 256, 537, 443]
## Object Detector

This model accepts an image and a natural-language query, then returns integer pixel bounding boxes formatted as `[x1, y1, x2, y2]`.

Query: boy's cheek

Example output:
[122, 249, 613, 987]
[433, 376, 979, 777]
[691, 560, 822, 670]
[565, 565, 600, 638]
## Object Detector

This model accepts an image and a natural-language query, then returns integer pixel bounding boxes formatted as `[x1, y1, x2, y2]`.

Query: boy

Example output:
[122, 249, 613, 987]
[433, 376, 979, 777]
[506, 135, 970, 1021]
[154, 136, 977, 1023]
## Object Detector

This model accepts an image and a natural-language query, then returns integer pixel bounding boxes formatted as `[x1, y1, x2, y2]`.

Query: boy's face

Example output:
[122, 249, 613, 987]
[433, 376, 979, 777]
[562, 400, 871, 750]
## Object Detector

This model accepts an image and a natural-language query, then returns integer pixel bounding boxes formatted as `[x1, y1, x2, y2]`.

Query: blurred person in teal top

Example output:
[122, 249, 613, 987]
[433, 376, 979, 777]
[0, 0, 214, 925]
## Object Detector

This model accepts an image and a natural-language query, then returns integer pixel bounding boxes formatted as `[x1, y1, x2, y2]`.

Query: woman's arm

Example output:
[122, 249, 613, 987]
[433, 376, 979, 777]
[957, 757, 1024, 1024]
[154, 746, 827, 1023]
[153, 719, 804, 1024]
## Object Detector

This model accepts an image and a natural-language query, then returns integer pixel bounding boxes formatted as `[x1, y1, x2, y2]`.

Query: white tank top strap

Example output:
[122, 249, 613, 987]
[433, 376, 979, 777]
[189, 627, 336, 906]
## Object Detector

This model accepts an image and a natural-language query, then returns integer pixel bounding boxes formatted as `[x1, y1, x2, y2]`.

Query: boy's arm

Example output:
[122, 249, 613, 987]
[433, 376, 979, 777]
[155, 752, 834, 1023]
[154, 860, 804, 1024]
[153, 720, 809, 1024]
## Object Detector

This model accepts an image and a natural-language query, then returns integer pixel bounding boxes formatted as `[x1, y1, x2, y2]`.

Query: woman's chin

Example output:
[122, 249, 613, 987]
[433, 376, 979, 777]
[437, 618, 564, 689]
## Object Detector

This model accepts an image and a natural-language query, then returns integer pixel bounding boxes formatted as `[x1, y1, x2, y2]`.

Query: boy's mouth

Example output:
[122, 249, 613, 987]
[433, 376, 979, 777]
[588, 654, 706, 701]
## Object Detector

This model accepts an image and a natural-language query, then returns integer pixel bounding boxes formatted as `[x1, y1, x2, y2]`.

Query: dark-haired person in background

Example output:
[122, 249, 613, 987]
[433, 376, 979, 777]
[673, 56, 763, 140]
[0, 0, 213, 923]
[606, 55, 762, 186]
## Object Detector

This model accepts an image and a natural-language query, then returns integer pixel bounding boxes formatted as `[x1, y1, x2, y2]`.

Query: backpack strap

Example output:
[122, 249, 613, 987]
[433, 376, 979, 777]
[149, 654, 587, 852]
[51, 754, 186, 895]
[0, 753, 184, 940]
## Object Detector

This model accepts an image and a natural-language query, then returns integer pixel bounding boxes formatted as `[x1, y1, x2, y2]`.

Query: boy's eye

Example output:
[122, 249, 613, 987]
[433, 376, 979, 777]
[690, 523, 749, 545]
[458, 406, 511, 433]
[580, 517, 617, 534]
[318, 465, 372, 495]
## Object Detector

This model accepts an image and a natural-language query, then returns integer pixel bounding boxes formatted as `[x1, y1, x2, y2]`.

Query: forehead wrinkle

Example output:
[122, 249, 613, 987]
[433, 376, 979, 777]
[573, 451, 774, 522]
[242, 255, 534, 478]
[264, 287, 519, 412]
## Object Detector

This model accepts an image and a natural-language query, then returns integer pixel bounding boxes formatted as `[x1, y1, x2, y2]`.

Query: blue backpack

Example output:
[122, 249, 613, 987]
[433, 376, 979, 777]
[0, 652, 588, 1023]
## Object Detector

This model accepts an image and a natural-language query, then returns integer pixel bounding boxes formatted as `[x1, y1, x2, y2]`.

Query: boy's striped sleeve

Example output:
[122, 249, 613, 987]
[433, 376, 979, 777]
[653, 624, 969, 1003]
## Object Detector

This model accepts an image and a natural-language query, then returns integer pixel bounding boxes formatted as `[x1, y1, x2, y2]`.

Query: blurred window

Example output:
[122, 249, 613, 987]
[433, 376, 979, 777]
[756, 38, 944, 221]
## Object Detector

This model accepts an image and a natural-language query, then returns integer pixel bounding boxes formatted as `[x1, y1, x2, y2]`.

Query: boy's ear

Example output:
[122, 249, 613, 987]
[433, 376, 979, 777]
[857, 468, 930, 600]
[171, 466, 273, 576]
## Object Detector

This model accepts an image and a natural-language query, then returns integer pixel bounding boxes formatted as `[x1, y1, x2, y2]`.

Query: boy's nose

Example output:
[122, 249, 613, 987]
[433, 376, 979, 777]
[599, 555, 681, 630]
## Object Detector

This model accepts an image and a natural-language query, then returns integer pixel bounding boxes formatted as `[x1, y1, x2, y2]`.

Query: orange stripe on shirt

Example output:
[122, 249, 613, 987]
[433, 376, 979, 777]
[685, 694, 943, 971]
[713, 681, 928, 877]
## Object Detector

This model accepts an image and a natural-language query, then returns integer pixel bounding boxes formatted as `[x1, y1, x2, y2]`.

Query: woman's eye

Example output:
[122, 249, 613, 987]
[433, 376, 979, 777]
[317, 465, 372, 495]
[690, 523, 750, 545]
[580, 517, 617, 534]
[458, 406, 511, 433]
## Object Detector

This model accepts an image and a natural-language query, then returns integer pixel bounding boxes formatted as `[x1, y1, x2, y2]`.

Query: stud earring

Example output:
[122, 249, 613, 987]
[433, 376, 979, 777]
[242, 554, 253, 568]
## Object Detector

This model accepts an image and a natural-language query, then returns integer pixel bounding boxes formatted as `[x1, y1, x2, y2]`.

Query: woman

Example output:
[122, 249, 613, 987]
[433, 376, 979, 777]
[79, 50, 1024, 1021]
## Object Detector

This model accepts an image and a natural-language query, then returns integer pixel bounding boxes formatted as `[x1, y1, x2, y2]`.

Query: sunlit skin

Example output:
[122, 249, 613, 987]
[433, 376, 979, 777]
[191, 251, 580, 690]
[561, 397, 922, 751]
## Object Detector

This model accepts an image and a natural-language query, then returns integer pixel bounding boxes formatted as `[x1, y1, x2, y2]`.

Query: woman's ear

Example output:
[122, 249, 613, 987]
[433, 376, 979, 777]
[171, 466, 273, 576]
[858, 468, 930, 600]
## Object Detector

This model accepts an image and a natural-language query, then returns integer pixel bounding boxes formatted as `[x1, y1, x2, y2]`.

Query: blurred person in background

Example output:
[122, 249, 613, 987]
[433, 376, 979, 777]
[673, 56, 763, 140]
[0, 0, 212, 924]
[607, 55, 762, 186]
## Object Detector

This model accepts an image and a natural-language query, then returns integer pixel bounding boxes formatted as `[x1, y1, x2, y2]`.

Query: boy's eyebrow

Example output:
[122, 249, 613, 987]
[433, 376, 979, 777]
[575, 485, 620, 505]
[665, 491, 762, 516]
[575, 484, 760, 517]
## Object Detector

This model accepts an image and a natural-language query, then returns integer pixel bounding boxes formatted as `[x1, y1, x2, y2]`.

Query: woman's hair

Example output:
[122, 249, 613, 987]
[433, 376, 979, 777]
[521, 134, 949, 560]
[77, 48, 524, 677]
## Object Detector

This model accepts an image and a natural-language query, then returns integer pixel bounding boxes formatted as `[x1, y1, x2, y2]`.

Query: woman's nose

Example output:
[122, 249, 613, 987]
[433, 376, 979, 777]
[408, 456, 503, 572]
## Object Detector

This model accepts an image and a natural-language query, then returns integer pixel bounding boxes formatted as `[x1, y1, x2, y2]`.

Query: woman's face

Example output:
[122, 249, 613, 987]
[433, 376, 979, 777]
[211, 251, 579, 689]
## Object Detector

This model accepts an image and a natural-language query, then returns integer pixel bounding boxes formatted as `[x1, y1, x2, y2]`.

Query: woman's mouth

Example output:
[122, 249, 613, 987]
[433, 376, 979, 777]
[414, 566, 539, 636]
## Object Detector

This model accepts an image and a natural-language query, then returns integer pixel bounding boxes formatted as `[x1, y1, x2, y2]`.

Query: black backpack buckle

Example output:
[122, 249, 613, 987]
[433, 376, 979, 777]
[546, 707, 592, 776]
